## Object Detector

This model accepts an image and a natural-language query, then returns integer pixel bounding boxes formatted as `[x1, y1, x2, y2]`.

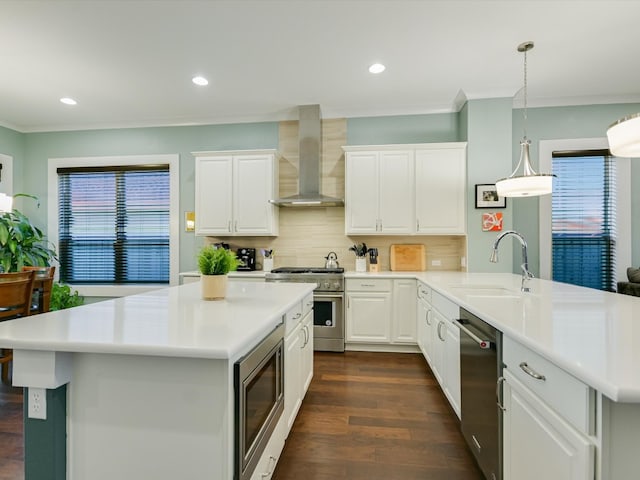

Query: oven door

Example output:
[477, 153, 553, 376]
[313, 293, 344, 352]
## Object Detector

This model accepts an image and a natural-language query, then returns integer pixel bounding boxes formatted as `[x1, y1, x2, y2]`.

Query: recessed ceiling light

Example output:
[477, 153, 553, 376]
[192, 76, 209, 86]
[368, 63, 386, 74]
[60, 97, 77, 105]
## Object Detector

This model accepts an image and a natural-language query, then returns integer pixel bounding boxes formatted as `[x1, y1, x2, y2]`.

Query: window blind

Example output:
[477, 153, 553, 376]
[58, 165, 170, 284]
[551, 150, 616, 291]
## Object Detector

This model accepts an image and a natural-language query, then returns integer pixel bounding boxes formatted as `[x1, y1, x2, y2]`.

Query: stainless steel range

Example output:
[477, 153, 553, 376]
[265, 267, 345, 352]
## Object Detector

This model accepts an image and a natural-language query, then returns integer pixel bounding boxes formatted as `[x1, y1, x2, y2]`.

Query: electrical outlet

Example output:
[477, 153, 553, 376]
[28, 387, 47, 420]
[431, 259, 442, 266]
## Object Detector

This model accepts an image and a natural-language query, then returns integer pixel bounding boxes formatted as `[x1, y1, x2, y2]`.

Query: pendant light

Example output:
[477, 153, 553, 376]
[496, 41, 555, 197]
[607, 113, 640, 157]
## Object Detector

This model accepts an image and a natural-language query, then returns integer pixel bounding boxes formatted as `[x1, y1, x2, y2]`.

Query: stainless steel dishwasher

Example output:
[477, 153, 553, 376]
[456, 308, 503, 480]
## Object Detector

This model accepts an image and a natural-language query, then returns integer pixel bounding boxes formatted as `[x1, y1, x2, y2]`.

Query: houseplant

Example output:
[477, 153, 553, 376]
[197, 245, 241, 300]
[0, 194, 57, 272]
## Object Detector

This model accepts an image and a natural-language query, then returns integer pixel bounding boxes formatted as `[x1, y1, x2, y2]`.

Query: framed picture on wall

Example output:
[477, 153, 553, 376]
[475, 184, 507, 209]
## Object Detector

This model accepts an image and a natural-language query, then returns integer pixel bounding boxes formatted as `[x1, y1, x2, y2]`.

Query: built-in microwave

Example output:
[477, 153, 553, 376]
[234, 322, 284, 480]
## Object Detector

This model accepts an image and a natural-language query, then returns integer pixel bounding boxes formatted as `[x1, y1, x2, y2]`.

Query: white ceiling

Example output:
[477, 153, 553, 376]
[2, 0, 639, 133]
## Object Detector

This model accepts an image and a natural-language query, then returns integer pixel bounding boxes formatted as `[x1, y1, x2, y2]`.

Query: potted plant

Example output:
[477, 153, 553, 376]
[0, 194, 57, 272]
[50, 282, 85, 311]
[197, 245, 241, 300]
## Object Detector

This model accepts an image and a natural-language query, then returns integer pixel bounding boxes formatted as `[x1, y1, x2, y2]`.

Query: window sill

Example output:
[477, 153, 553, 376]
[70, 284, 169, 298]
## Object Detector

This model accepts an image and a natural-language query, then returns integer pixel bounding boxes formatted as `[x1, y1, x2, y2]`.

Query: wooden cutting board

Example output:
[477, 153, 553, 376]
[390, 244, 426, 271]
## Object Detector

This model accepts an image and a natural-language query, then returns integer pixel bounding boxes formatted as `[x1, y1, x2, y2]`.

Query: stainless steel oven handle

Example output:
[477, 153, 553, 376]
[455, 319, 493, 349]
[313, 293, 344, 298]
[519, 362, 546, 381]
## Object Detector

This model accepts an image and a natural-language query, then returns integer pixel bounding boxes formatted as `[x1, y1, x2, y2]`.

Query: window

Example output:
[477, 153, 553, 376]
[551, 149, 616, 291]
[58, 165, 170, 284]
[48, 154, 179, 295]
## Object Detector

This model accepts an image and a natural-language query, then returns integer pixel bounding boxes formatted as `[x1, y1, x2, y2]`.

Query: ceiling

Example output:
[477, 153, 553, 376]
[2, 0, 639, 133]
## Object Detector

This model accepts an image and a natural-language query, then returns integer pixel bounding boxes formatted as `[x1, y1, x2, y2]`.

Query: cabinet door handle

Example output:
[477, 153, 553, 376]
[426, 309, 432, 326]
[417, 219, 420, 231]
[496, 376, 506, 412]
[227, 220, 231, 232]
[294, 312, 302, 319]
[437, 320, 445, 341]
[519, 362, 546, 381]
[234, 220, 238, 232]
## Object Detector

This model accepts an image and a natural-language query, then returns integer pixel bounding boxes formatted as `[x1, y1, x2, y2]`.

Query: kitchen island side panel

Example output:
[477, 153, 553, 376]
[68, 353, 233, 480]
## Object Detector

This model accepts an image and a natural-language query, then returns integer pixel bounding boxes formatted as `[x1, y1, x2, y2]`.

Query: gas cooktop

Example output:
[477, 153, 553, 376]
[269, 267, 344, 274]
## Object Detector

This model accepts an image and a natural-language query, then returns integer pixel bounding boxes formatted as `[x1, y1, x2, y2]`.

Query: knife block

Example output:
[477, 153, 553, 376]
[369, 263, 379, 273]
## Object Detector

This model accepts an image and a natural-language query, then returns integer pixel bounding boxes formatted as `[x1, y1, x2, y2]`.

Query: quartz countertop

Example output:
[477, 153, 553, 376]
[347, 270, 640, 402]
[180, 270, 267, 278]
[0, 281, 314, 361]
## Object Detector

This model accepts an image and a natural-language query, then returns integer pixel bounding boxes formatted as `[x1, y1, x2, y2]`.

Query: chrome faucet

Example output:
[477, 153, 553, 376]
[489, 230, 534, 292]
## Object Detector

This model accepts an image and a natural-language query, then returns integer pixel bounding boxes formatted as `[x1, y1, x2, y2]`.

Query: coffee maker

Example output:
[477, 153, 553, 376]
[236, 248, 256, 271]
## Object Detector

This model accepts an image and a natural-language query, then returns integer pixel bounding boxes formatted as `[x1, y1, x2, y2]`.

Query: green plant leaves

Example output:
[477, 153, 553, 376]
[198, 246, 241, 275]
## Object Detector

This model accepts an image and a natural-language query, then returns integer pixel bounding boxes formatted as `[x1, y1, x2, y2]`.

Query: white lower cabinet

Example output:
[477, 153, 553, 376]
[250, 417, 286, 480]
[346, 279, 392, 343]
[283, 293, 314, 435]
[284, 319, 303, 431]
[345, 278, 418, 346]
[416, 284, 433, 364]
[301, 311, 314, 394]
[392, 279, 417, 343]
[503, 370, 594, 480]
[502, 336, 594, 480]
[425, 290, 461, 418]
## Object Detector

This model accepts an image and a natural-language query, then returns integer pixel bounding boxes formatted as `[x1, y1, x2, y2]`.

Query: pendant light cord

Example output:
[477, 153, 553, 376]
[523, 47, 528, 139]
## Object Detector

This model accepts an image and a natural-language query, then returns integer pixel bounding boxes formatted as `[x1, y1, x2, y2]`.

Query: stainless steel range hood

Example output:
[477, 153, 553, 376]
[271, 105, 344, 207]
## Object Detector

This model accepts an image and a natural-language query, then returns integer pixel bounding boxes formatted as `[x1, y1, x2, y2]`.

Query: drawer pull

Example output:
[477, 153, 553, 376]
[519, 362, 546, 381]
[293, 312, 302, 319]
[360, 283, 376, 287]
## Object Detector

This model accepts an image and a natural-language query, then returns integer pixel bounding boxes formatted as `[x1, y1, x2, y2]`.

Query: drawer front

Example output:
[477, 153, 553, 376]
[346, 278, 392, 292]
[431, 290, 458, 320]
[284, 301, 303, 334]
[302, 292, 314, 316]
[503, 336, 593, 435]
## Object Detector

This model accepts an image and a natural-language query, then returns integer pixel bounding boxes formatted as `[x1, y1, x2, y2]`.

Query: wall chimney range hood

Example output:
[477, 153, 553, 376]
[271, 105, 344, 207]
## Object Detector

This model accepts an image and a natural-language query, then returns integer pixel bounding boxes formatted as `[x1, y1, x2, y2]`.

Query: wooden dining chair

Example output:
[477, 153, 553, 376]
[22, 266, 56, 314]
[0, 271, 36, 384]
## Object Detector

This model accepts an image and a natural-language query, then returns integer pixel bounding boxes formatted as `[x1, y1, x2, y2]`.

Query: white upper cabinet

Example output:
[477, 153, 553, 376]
[415, 144, 466, 234]
[343, 143, 466, 235]
[344, 148, 414, 234]
[193, 150, 279, 236]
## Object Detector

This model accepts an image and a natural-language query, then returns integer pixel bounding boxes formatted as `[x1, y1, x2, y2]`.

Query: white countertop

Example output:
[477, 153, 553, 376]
[347, 270, 640, 403]
[180, 270, 267, 278]
[0, 281, 314, 362]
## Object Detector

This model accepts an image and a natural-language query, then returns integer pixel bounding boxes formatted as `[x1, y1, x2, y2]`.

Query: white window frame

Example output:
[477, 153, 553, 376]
[539, 138, 630, 283]
[48, 154, 180, 298]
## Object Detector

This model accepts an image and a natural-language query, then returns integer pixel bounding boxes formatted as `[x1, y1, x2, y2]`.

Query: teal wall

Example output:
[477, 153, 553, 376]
[21, 123, 279, 272]
[512, 103, 640, 273]
[347, 112, 459, 144]
[465, 98, 514, 273]
[2, 101, 639, 276]
[0, 125, 26, 193]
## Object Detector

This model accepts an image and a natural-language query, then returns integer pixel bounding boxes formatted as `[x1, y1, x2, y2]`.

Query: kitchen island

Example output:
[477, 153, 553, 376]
[346, 270, 640, 479]
[0, 281, 315, 480]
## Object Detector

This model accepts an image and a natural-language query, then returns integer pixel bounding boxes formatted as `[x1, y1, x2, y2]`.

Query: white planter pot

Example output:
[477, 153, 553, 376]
[201, 274, 228, 300]
[355, 257, 367, 272]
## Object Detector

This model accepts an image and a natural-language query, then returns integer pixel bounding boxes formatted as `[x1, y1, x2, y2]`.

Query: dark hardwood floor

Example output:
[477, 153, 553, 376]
[0, 352, 483, 480]
[0, 382, 23, 480]
[273, 351, 484, 480]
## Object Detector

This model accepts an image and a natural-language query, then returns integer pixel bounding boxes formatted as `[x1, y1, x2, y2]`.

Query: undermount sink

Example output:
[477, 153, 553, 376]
[448, 284, 521, 297]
